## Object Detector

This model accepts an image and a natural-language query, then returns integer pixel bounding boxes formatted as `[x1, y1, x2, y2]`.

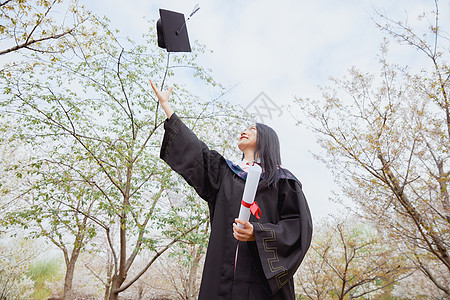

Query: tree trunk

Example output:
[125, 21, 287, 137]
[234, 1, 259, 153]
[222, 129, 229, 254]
[103, 261, 113, 300]
[109, 274, 128, 300]
[103, 286, 110, 300]
[137, 284, 144, 300]
[186, 247, 202, 300]
[108, 196, 129, 300]
[63, 255, 78, 300]
[109, 245, 127, 300]
[109, 279, 120, 300]
[109, 221, 128, 299]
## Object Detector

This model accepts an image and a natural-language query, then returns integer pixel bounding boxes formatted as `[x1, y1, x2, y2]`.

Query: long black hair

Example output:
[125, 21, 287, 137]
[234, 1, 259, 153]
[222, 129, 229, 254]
[254, 123, 282, 189]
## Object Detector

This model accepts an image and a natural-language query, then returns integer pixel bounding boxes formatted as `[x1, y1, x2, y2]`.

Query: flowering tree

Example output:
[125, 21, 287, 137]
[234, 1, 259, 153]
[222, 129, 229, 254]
[1, 4, 246, 300]
[295, 1, 450, 296]
[0, 235, 36, 299]
[296, 218, 409, 299]
[0, 0, 94, 56]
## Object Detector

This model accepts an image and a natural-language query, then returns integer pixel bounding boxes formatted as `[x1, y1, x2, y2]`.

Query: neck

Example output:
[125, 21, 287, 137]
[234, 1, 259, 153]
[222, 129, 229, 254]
[242, 150, 255, 162]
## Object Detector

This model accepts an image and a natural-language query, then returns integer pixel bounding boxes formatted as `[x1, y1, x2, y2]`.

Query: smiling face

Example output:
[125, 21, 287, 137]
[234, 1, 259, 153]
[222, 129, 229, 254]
[238, 125, 257, 154]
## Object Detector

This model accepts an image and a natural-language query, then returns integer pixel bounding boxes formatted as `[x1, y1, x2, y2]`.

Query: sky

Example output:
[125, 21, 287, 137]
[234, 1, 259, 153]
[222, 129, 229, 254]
[83, 0, 449, 222]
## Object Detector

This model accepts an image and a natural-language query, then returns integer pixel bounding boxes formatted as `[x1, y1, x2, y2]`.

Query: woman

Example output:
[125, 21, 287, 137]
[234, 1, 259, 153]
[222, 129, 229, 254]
[150, 79, 312, 300]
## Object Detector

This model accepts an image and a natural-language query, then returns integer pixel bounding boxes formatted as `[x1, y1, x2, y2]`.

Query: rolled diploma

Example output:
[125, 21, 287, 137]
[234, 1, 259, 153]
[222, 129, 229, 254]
[237, 164, 262, 228]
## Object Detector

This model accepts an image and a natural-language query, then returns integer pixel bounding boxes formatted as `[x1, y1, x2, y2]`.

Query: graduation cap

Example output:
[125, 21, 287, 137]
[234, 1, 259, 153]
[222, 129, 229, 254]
[157, 8, 197, 52]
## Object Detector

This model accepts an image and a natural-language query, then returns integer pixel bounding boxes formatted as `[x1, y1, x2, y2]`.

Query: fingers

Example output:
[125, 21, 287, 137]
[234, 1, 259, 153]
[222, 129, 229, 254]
[234, 218, 245, 226]
[162, 86, 173, 99]
[149, 79, 173, 102]
[233, 223, 246, 234]
[233, 223, 247, 241]
[149, 79, 158, 93]
[233, 219, 255, 241]
[235, 218, 251, 229]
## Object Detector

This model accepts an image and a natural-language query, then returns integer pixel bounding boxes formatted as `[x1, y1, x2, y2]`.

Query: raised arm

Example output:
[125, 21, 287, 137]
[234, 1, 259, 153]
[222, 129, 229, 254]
[150, 79, 174, 119]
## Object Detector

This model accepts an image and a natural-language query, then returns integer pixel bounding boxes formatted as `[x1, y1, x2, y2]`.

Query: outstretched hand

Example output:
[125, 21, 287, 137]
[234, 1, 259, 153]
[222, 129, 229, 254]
[233, 219, 255, 242]
[149, 79, 174, 118]
[149, 79, 173, 104]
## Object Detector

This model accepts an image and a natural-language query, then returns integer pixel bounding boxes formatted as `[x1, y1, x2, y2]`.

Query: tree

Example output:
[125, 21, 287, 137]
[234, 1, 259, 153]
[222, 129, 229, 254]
[295, 217, 409, 300]
[1, 91, 102, 300]
[157, 192, 210, 300]
[0, 0, 94, 56]
[0, 235, 36, 299]
[0, 7, 246, 300]
[294, 1, 450, 297]
[2, 152, 100, 300]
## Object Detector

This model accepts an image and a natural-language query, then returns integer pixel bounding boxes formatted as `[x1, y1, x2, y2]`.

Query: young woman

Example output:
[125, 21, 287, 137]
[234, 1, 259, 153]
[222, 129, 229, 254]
[150, 79, 312, 300]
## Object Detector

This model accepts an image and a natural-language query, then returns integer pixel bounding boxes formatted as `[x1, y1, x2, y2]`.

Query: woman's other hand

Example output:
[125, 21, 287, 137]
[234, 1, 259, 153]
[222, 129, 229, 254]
[233, 219, 256, 242]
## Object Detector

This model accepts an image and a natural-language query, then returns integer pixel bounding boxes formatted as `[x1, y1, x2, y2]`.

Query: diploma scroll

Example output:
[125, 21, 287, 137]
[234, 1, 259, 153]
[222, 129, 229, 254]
[237, 163, 262, 228]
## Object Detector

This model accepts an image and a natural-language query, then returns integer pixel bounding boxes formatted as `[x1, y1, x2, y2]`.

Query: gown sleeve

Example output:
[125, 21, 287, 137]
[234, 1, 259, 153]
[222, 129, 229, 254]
[160, 113, 224, 202]
[252, 179, 313, 295]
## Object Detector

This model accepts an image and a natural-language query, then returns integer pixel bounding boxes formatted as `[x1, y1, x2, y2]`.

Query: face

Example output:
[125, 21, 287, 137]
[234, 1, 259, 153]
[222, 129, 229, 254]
[238, 125, 257, 153]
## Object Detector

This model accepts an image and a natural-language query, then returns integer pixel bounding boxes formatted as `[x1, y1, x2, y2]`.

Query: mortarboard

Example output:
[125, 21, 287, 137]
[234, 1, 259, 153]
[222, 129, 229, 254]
[156, 9, 191, 52]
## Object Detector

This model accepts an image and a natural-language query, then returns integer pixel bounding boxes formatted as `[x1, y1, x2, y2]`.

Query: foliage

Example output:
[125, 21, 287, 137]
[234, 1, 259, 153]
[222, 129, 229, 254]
[295, 217, 410, 300]
[157, 182, 210, 300]
[27, 258, 63, 300]
[0, 0, 96, 56]
[0, 235, 38, 300]
[0, 2, 248, 298]
[390, 269, 447, 299]
[294, 1, 450, 297]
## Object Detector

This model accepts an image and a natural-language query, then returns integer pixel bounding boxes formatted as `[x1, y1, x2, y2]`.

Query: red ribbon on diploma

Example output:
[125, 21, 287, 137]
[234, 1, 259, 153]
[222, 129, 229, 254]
[241, 200, 262, 219]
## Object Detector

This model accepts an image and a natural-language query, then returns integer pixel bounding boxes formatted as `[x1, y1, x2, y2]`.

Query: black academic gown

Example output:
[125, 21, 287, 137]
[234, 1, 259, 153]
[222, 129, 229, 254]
[160, 114, 313, 300]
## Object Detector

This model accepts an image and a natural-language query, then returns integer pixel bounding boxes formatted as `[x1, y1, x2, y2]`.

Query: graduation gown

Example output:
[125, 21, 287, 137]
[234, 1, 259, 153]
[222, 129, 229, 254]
[160, 114, 313, 300]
